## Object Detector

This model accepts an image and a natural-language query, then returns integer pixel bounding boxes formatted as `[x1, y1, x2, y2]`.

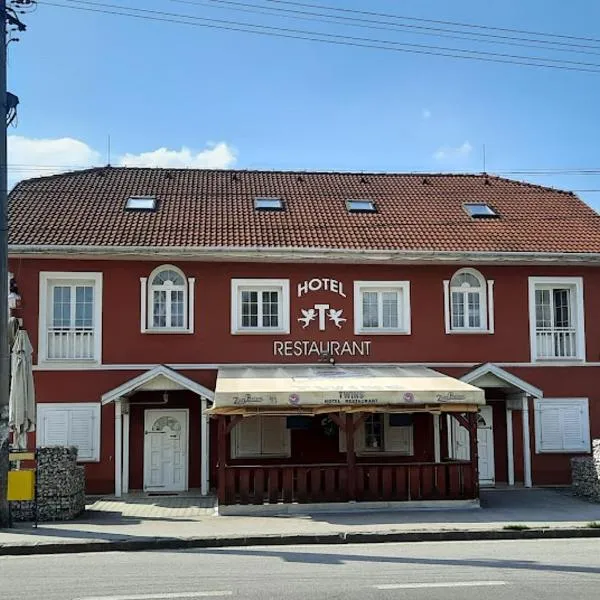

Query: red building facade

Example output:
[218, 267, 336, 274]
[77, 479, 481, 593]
[8, 168, 600, 508]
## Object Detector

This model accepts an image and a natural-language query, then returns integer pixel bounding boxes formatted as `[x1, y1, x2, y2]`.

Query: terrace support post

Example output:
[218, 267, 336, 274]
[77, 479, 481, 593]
[217, 415, 227, 505]
[345, 413, 357, 501]
[468, 412, 479, 499]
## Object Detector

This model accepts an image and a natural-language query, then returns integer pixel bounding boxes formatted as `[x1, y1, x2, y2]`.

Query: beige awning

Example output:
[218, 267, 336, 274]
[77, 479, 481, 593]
[209, 365, 485, 415]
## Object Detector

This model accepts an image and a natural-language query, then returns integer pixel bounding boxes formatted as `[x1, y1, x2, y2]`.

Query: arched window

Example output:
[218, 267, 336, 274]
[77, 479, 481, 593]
[147, 265, 189, 330]
[445, 268, 493, 333]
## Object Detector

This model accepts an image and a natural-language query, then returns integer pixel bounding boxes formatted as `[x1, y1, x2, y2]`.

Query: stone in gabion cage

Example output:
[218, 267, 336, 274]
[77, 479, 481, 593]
[571, 439, 600, 503]
[10, 446, 86, 522]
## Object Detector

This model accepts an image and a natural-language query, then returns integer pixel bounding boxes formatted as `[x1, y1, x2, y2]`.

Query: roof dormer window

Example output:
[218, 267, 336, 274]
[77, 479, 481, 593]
[254, 197, 284, 211]
[463, 203, 498, 218]
[125, 196, 157, 211]
[347, 199, 376, 213]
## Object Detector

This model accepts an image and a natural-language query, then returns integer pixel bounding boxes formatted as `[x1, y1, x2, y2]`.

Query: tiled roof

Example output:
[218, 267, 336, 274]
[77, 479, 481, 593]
[8, 167, 600, 253]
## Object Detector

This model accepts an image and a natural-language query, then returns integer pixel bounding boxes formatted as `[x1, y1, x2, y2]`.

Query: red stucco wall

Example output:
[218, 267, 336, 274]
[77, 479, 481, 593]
[10, 257, 600, 492]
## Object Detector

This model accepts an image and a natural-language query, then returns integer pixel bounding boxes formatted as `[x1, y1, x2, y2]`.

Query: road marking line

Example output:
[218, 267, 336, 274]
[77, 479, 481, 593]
[376, 581, 507, 590]
[74, 592, 233, 600]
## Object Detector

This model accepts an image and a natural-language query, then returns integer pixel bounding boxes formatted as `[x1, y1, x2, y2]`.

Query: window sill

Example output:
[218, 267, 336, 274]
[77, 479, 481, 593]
[357, 451, 414, 457]
[354, 329, 411, 336]
[38, 358, 100, 367]
[446, 329, 493, 335]
[535, 449, 590, 454]
[231, 454, 291, 459]
[532, 357, 585, 363]
[143, 328, 193, 335]
[231, 329, 290, 335]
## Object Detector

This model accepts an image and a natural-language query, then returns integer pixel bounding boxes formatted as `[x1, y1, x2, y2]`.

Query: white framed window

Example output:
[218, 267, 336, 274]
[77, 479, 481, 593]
[37, 403, 101, 462]
[534, 398, 590, 453]
[354, 281, 411, 335]
[231, 279, 290, 334]
[528, 277, 585, 361]
[340, 414, 414, 455]
[443, 268, 494, 334]
[140, 265, 195, 333]
[231, 416, 291, 458]
[39, 272, 102, 364]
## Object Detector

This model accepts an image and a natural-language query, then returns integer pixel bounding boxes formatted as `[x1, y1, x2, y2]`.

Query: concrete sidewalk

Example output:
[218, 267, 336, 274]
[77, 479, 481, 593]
[2, 488, 600, 555]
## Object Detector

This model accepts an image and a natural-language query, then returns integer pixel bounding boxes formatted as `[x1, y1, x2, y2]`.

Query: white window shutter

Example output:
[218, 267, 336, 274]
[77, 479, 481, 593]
[41, 409, 69, 446]
[261, 416, 290, 456]
[385, 420, 413, 455]
[539, 406, 562, 451]
[69, 408, 96, 461]
[561, 405, 588, 451]
[233, 417, 261, 457]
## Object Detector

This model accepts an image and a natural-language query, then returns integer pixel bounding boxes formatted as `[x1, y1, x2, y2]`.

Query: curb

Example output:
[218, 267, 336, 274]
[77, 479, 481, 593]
[2, 527, 600, 556]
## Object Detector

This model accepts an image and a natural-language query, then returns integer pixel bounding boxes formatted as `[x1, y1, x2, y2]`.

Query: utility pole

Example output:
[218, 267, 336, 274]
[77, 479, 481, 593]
[0, 0, 10, 528]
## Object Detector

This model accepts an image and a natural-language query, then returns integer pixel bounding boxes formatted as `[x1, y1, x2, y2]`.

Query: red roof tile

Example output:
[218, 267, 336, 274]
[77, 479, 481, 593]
[8, 167, 600, 254]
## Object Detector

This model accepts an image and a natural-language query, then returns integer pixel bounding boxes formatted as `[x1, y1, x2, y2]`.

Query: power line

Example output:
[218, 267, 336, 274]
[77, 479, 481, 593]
[166, 0, 600, 56]
[36, 0, 600, 73]
[257, 0, 600, 46]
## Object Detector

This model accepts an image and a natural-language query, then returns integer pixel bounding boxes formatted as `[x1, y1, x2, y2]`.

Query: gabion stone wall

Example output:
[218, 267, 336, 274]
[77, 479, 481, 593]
[10, 446, 85, 522]
[571, 439, 600, 502]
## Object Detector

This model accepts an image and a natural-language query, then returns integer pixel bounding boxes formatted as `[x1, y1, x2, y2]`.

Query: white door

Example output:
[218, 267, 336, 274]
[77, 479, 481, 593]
[144, 409, 189, 492]
[477, 405, 495, 485]
[450, 407, 495, 485]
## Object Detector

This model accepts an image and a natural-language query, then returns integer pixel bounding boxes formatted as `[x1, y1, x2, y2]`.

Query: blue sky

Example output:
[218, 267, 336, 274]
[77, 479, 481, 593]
[8, 0, 600, 208]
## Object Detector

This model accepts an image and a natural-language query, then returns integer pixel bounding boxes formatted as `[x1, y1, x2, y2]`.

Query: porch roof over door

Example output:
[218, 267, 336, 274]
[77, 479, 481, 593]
[209, 365, 484, 416]
[101, 365, 215, 405]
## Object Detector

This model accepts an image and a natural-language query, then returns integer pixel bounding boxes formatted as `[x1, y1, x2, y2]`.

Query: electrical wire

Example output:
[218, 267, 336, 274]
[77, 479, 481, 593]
[36, 0, 600, 73]
[166, 0, 600, 56]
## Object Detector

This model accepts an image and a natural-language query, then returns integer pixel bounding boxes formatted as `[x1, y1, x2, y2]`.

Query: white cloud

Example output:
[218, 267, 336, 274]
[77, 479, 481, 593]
[7, 137, 238, 185]
[422, 109, 431, 120]
[8, 135, 101, 183]
[433, 141, 473, 161]
[119, 142, 237, 169]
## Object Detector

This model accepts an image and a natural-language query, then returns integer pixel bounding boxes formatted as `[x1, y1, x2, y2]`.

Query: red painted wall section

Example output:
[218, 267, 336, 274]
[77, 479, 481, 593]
[10, 258, 600, 365]
[10, 256, 600, 491]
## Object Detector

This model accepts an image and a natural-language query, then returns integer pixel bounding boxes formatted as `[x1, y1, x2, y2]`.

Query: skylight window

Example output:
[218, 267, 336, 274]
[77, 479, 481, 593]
[464, 203, 498, 218]
[125, 196, 157, 211]
[254, 197, 284, 211]
[347, 199, 376, 213]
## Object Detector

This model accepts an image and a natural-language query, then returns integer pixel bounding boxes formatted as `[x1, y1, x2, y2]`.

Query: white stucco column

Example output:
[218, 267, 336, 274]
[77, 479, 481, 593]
[201, 397, 210, 496]
[506, 404, 515, 486]
[522, 395, 532, 488]
[433, 414, 441, 463]
[114, 399, 123, 498]
[122, 402, 130, 495]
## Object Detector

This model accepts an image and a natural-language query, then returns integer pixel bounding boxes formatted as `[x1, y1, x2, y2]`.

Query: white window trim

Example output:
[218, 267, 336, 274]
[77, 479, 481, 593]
[38, 271, 103, 366]
[231, 278, 290, 335]
[534, 397, 590, 454]
[443, 268, 494, 334]
[231, 416, 291, 458]
[37, 402, 102, 462]
[354, 281, 411, 335]
[140, 265, 195, 334]
[528, 276, 585, 362]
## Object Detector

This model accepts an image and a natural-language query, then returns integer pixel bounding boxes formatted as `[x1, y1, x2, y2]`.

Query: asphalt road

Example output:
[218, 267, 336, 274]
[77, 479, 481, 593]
[1, 539, 600, 600]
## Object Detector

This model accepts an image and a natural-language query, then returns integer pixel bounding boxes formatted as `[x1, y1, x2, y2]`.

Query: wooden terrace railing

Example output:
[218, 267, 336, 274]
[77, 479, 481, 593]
[220, 461, 476, 506]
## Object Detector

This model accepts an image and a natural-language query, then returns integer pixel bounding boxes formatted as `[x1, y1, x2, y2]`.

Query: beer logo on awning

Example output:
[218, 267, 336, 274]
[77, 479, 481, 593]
[289, 393, 300, 406]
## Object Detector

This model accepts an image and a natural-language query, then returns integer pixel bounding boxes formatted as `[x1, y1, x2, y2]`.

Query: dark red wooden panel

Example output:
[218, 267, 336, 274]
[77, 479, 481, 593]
[253, 469, 265, 505]
[409, 466, 421, 500]
[324, 467, 336, 502]
[296, 468, 308, 503]
[309, 468, 322, 502]
[381, 467, 393, 501]
[268, 468, 280, 504]
[282, 467, 294, 504]
[239, 469, 251, 505]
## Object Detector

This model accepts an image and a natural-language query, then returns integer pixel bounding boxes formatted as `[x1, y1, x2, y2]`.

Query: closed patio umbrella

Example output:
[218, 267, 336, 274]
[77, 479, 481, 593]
[8, 329, 35, 449]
